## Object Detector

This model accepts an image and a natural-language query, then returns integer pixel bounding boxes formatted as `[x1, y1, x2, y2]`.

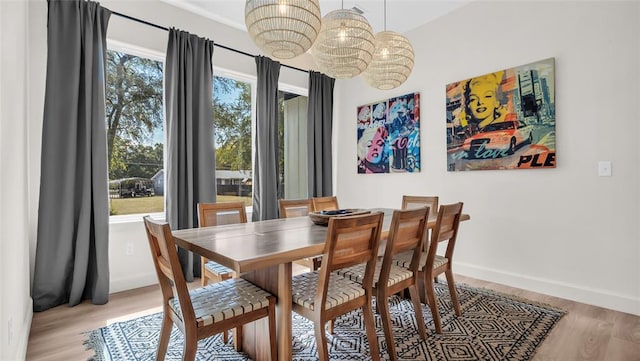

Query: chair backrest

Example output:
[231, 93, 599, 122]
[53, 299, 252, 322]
[401, 195, 439, 212]
[198, 202, 247, 227]
[311, 196, 339, 212]
[143, 216, 196, 324]
[426, 202, 463, 265]
[316, 212, 383, 307]
[279, 198, 311, 218]
[379, 207, 429, 281]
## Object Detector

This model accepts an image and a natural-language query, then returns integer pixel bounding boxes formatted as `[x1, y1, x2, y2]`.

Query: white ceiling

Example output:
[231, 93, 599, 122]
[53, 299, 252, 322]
[160, 0, 472, 34]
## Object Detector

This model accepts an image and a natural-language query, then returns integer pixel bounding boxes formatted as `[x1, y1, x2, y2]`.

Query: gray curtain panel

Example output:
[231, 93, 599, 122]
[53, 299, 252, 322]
[165, 29, 217, 281]
[307, 71, 335, 197]
[32, 0, 111, 311]
[252, 56, 281, 221]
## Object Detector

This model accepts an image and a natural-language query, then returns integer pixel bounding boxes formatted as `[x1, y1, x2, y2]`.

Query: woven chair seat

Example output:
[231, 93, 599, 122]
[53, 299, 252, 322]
[169, 278, 272, 327]
[292, 271, 365, 311]
[336, 261, 413, 288]
[204, 260, 234, 277]
[393, 251, 448, 271]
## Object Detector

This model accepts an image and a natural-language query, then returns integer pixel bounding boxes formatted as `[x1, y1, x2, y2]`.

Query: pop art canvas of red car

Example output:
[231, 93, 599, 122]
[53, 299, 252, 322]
[446, 58, 556, 171]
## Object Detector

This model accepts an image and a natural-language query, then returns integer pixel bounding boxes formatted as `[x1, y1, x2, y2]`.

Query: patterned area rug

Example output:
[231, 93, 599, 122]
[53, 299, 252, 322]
[85, 282, 564, 360]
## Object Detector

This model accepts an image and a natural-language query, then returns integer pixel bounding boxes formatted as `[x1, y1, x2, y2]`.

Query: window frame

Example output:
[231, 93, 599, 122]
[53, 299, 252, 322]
[211, 67, 310, 214]
[212, 67, 256, 213]
[107, 40, 166, 223]
[277, 84, 309, 200]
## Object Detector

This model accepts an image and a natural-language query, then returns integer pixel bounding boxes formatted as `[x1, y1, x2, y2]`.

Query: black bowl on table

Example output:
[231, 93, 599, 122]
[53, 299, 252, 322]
[308, 209, 370, 226]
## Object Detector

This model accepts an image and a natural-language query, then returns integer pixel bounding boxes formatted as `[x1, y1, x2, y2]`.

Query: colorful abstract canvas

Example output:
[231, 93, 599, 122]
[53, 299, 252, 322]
[446, 58, 556, 171]
[357, 93, 420, 174]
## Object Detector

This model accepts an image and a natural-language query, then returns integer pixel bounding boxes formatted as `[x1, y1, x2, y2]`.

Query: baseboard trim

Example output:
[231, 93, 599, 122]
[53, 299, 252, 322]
[455, 262, 640, 316]
[110, 273, 158, 294]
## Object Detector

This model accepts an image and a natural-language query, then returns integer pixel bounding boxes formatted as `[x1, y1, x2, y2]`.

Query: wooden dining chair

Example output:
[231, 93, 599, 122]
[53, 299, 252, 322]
[401, 195, 439, 282]
[279, 198, 311, 218]
[401, 195, 438, 212]
[336, 207, 430, 361]
[279, 198, 322, 270]
[311, 196, 339, 211]
[393, 202, 464, 333]
[291, 212, 383, 361]
[198, 202, 247, 287]
[197, 202, 247, 344]
[142, 216, 277, 361]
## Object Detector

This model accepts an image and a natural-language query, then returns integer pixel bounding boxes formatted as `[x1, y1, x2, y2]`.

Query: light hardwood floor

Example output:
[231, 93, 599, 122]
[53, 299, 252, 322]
[26, 273, 640, 361]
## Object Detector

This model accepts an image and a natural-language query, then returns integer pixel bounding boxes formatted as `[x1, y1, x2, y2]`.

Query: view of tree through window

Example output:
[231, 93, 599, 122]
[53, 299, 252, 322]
[211, 79, 308, 205]
[106, 59, 305, 215]
[213, 76, 253, 206]
[106, 50, 164, 216]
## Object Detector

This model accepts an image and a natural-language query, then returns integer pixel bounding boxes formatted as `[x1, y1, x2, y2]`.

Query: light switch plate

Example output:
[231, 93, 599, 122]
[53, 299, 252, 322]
[598, 161, 612, 177]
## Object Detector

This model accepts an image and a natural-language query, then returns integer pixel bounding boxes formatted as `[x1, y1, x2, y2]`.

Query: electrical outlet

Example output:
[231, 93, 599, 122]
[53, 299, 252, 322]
[598, 161, 612, 177]
[125, 242, 135, 256]
[8, 317, 13, 345]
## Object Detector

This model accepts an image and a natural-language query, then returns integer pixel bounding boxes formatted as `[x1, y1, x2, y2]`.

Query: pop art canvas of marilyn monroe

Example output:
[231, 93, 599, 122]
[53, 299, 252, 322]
[357, 102, 390, 173]
[357, 93, 421, 174]
[446, 58, 556, 171]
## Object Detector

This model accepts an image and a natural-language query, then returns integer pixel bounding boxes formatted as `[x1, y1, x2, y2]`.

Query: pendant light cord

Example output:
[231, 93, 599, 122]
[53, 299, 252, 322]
[384, 0, 387, 31]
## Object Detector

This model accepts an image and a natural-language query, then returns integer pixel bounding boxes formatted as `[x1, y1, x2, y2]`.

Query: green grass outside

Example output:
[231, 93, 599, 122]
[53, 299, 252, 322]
[217, 195, 252, 206]
[110, 195, 252, 216]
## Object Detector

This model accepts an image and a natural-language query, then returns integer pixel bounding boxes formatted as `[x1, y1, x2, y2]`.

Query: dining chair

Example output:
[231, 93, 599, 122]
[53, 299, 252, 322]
[198, 202, 247, 287]
[311, 196, 339, 212]
[279, 198, 322, 270]
[393, 202, 464, 333]
[336, 207, 430, 361]
[142, 216, 277, 361]
[401, 195, 439, 282]
[291, 212, 383, 361]
[279, 198, 311, 218]
[401, 195, 438, 212]
[197, 202, 247, 344]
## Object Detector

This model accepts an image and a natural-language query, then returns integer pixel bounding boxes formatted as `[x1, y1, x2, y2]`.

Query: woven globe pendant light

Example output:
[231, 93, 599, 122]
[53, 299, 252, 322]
[362, 0, 414, 89]
[362, 31, 415, 90]
[245, 0, 322, 59]
[312, 8, 375, 79]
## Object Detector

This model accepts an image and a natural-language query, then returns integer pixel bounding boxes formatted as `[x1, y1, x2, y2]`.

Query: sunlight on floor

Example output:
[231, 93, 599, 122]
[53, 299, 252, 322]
[107, 306, 163, 325]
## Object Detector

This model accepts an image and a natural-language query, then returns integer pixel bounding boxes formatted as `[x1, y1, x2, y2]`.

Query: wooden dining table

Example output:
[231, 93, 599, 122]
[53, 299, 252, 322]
[172, 208, 470, 361]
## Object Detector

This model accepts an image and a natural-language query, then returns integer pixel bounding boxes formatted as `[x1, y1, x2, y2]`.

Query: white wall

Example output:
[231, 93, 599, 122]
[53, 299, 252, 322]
[334, 1, 640, 315]
[1, 1, 33, 360]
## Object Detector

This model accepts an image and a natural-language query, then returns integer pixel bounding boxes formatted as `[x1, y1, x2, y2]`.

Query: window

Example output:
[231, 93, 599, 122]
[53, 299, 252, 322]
[212, 74, 308, 205]
[278, 90, 309, 199]
[213, 75, 253, 206]
[105, 50, 307, 215]
[106, 48, 164, 216]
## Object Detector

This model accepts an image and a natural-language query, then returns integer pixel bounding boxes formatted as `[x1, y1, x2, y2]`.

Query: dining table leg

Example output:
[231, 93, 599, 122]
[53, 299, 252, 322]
[240, 262, 293, 361]
[277, 262, 293, 361]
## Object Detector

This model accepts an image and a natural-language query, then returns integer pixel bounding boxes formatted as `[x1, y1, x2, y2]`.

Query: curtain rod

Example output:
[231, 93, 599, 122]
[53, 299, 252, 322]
[110, 10, 309, 74]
